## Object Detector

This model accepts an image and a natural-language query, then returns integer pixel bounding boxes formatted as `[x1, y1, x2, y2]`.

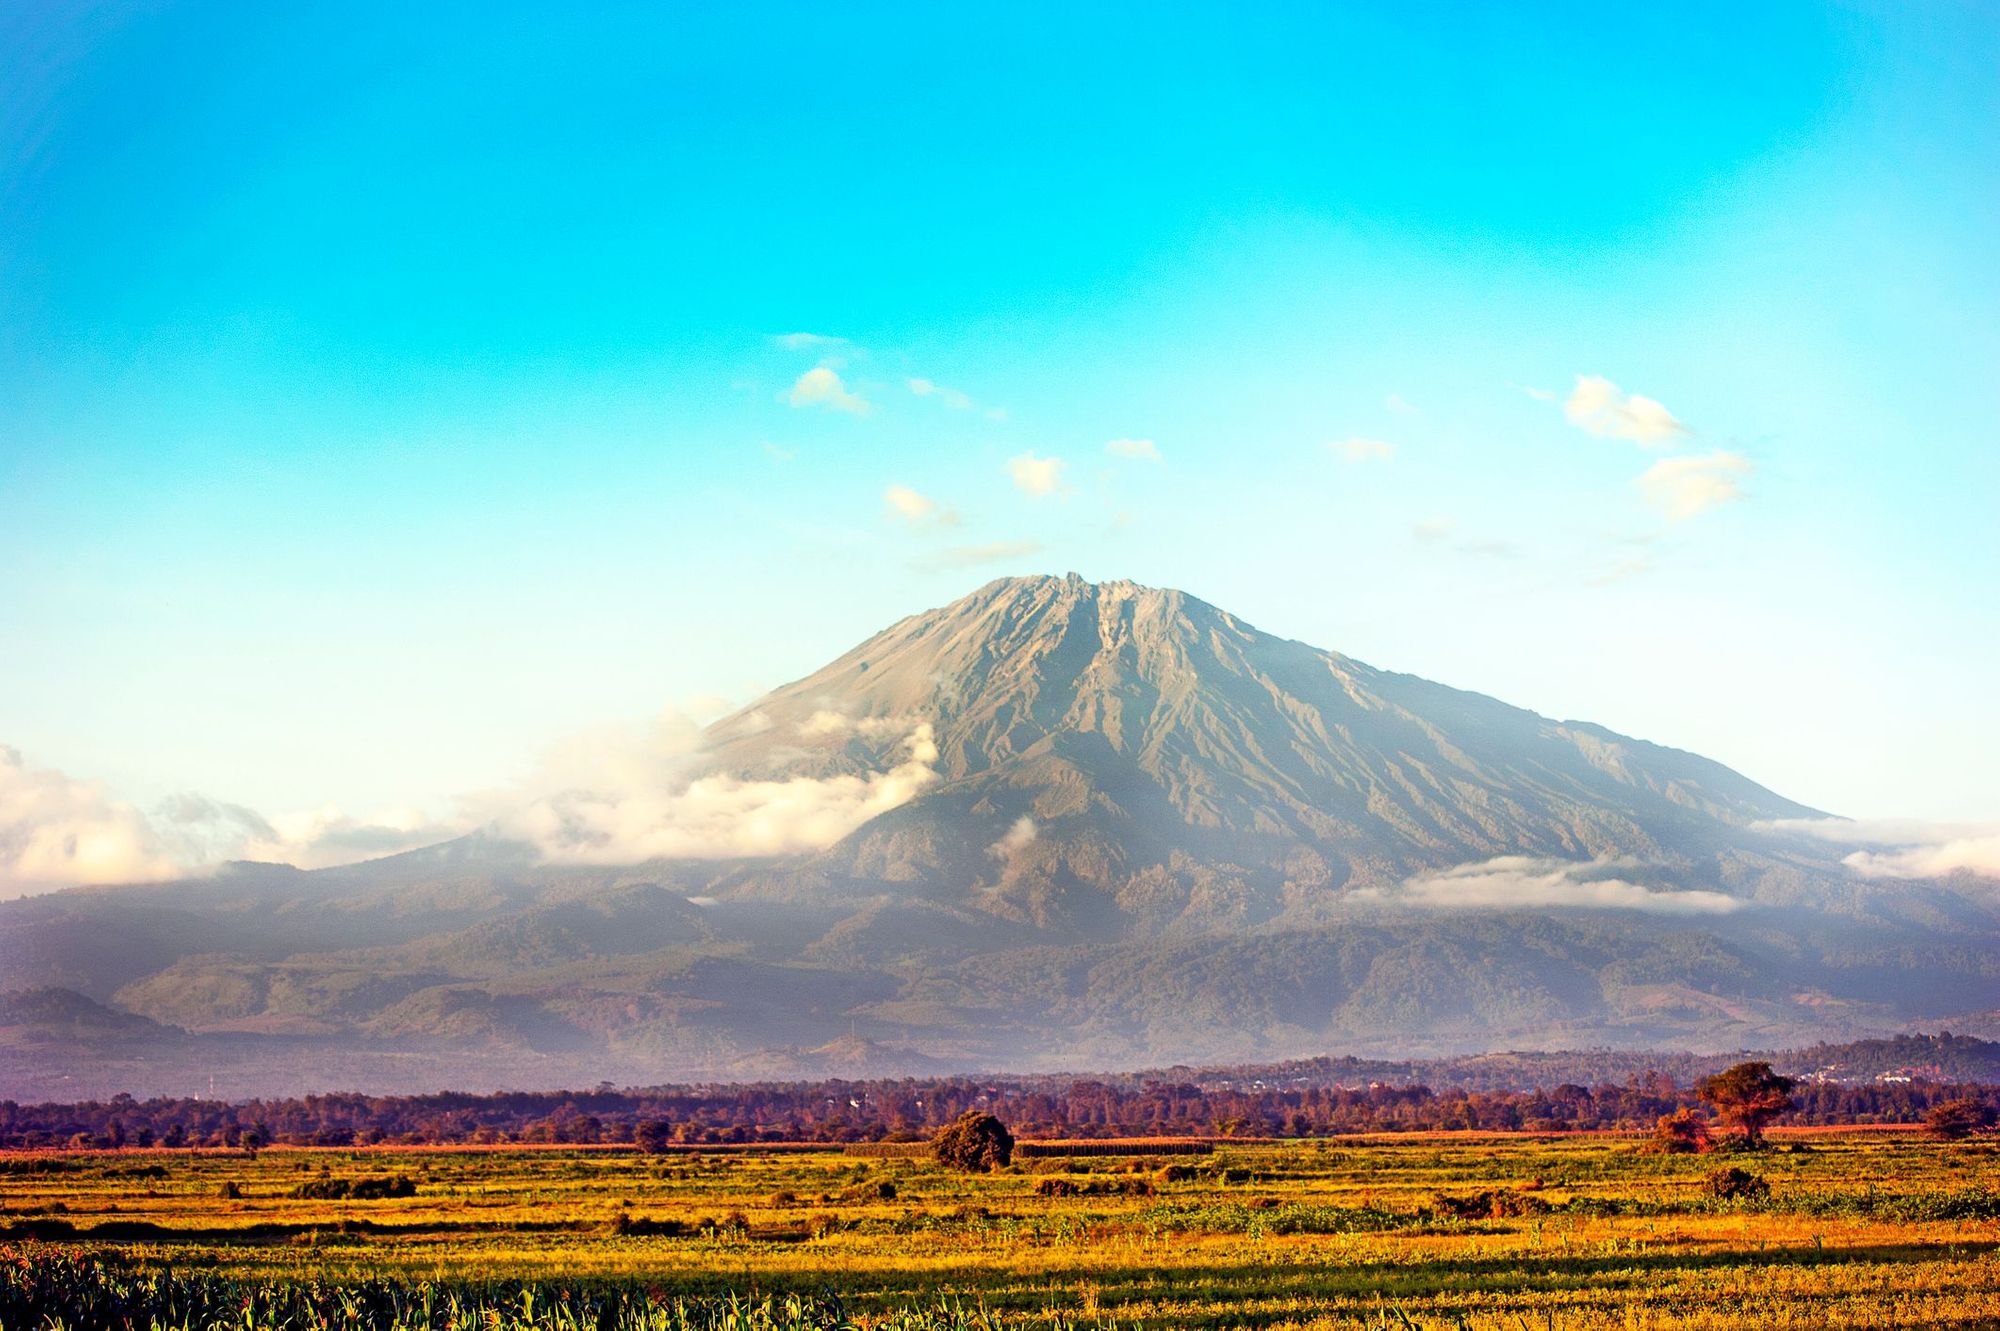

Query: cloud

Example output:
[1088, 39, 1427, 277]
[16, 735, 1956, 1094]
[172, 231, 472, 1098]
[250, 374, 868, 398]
[762, 442, 797, 463]
[0, 746, 181, 893]
[501, 724, 940, 864]
[798, 710, 916, 741]
[799, 710, 852, 738]
[1330, 437, 1396, 463]
[1384, 394, 1418, 415]
[784, 367, 870, 414]
[1636, 450, 1752, 520]
[1105, 438, 1161, 463]
[0, 746, 467, 895]
[909, 376, 1008, 419]
[773, 332, 847, 352]
[883, 484, 958, 528]
[1376, 855, 1744, 915]
[912, 540, 1045, 571]
[1005, 452, 1068, 497]
[1755, 817, 2000, 881]
[1411, 516, 1521, 560]
[2, 694, 956, 889]
[1412, 517, 1455, 543]
[987, 815, 1037, 859]
[907, 377, 976, 411]
[1563, 375, 1688, 443]
[242, 806, 465, 869]
[1408, 515, 1512, 555]
[1845, 837, 2000, 880]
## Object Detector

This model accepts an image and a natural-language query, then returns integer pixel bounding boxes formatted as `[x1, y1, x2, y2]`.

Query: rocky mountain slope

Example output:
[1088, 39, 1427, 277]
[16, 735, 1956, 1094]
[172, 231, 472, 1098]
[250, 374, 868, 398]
[4, 576, 1995, 1097]
[699, 574, 1823, 933]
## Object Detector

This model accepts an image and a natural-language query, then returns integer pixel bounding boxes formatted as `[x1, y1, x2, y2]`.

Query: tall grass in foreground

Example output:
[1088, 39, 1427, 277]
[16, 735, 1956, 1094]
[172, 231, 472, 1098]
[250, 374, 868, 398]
[1, 1245, 1093, 1331]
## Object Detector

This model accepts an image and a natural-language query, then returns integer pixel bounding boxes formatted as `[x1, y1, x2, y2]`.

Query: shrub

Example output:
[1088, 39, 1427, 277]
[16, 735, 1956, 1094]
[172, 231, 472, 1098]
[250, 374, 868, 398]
[1429, 1190, 1550, 1220]
[1034, 1177, 1152, 1198]
[836, 1180, 897, 1203]
[932, 1111, 1013, 1172]
[1925, 1096, 1998, 1141]
[1703, 1166, 1770, 1201]
[605, 1212, 686, 1236]
[289, 1175, 415, 1201]
[1652, 1107, 1713, 1154]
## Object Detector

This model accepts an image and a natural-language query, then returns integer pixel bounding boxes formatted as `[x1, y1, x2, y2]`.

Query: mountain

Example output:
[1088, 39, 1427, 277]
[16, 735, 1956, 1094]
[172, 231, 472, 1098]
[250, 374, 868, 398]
[699, 574, 1820, 932]
[4, 575, 1996, 1098]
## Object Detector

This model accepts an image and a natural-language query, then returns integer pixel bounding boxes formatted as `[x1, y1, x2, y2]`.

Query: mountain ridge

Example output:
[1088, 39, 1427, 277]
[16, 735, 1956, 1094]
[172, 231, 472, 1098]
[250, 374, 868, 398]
[2, 574, 1992, 1096]
[699, 574, 1820, 934]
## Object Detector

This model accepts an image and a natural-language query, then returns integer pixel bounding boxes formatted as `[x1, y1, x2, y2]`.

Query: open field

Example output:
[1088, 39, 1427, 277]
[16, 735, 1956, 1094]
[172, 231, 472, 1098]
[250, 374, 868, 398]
[3, 1132, 1998, 1327]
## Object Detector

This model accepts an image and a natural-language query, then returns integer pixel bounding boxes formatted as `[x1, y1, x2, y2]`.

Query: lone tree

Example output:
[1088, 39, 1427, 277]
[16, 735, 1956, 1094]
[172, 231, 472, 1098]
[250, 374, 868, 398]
[1925, 1096, 1997, 1141]
[634, 1119, 674, 1154]
[1696, 1062, 1795, 1148]
[932, 1110, 1014, 1171]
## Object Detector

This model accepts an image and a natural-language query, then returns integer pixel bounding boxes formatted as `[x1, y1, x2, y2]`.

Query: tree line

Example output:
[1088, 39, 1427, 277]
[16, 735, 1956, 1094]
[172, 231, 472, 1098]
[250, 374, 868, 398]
[1, 1071, 1993, 1150]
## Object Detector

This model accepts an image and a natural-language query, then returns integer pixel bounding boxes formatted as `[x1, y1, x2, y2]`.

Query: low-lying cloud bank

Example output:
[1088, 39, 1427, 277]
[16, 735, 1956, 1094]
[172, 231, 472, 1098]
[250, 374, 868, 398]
[500, 724, 938, 864]
[1366, 855, 1743, 915]
[0, 715, 945, 895]
[1756, 816, 2000, 880]
[0, 748, 459, 894]
[0, 745, 180, 891]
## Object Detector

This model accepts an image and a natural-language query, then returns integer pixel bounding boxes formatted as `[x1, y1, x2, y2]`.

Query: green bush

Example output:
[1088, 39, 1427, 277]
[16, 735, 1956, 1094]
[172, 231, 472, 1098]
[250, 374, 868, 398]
[932, 1113, 1013, 1172]
[1703, 1167, 1769, 1201]
[289, 1174, 416, 1201]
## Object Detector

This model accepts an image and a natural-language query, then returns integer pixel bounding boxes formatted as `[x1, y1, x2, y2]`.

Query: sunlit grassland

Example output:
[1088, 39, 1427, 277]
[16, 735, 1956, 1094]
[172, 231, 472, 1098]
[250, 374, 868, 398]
[3, 1132, 1997, 1327]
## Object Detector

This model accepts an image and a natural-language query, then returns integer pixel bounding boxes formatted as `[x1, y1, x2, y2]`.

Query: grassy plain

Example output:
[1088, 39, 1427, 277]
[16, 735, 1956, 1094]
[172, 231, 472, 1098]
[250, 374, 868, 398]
[2, 1131, 1997, 1327]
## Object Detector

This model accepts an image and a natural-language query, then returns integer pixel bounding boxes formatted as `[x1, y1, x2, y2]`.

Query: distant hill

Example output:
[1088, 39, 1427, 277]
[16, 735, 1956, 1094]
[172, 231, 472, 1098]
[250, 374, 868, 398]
[3, 575, 1995, 1098]
[0, 987, 172, 1045]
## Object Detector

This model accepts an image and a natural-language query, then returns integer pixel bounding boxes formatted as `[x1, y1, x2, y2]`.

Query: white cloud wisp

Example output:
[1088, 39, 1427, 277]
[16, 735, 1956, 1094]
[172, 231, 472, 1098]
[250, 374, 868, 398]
[1330, 436, 1396, 463]
[785, 366, 870, 414]
[1564, 375, 1688, 443]
[987, 814, 1037, 859]
[1105, 438, 1161, 463]
[883, 484, 958, 527]
[1005, 452, 1068, 497]
[1371, 855, 1744, 915]
[1637, 450, 1753, 520]
[1755, 816, 2000, 880]
[502, 724, 940, 864]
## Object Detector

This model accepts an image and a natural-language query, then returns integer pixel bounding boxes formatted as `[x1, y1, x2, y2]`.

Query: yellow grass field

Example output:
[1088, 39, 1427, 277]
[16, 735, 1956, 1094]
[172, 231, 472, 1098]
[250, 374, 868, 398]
[3, 1130, 1997, 1327]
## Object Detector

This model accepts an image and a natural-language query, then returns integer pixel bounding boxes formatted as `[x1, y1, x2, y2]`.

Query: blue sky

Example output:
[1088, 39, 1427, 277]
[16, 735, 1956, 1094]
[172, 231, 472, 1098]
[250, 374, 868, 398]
[2, 1, 1995, 877]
